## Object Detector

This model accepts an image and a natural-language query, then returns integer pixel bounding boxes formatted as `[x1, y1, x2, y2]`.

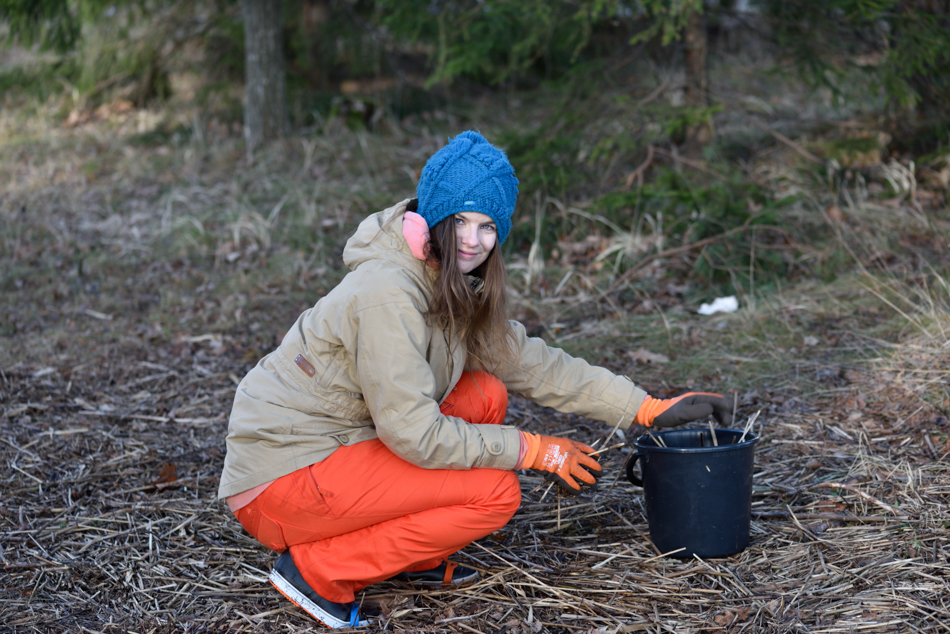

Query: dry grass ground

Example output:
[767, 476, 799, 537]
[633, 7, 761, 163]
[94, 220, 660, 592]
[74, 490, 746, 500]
[2, 91, 949, 633]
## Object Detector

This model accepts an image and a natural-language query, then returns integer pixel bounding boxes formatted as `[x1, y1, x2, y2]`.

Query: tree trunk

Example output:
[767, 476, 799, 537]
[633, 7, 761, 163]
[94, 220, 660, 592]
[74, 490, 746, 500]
[243, 0, 288, 158]
[301, 0, 330, 89]
[683, 9, 712, 160]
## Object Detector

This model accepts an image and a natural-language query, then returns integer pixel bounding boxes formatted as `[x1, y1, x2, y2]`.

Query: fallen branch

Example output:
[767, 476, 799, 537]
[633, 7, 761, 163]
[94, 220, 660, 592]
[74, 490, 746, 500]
[786, 505, 839, 550]
[653, 146, 726, 179]
[606, 216, 774, 293]
[805, 482, 908, 517]
[637, 78, 671, 107]
[752, 511, 908, 523]
[624, 145, 655, 190]
[741, 114, 823, 165]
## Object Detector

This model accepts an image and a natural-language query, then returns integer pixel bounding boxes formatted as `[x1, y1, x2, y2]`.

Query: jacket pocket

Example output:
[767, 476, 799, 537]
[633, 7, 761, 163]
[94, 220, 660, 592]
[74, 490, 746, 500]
[283, 339, 345, 392]
[296, 467, 339, 520]
[273, 350, 370, 420]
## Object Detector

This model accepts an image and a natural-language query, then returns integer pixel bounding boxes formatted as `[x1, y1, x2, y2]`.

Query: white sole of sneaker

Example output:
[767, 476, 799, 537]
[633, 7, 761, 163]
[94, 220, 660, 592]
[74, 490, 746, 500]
[269, 569, 367, 629]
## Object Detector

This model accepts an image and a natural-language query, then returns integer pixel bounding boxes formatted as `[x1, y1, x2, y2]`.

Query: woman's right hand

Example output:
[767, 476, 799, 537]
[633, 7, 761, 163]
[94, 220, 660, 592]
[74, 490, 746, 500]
[520, 433, 602, 495]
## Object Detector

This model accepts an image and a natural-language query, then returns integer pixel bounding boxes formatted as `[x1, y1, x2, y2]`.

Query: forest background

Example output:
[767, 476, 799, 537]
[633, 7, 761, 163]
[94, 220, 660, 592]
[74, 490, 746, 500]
[1, 1, 950, 632]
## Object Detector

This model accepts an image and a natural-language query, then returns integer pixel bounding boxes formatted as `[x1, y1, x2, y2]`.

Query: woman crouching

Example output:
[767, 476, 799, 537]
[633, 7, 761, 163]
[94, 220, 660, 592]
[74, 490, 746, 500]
[218, 131, 732, 628]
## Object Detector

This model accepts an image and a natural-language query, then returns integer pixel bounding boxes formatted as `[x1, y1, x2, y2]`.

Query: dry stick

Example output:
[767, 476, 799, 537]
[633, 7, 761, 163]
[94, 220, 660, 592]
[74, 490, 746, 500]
[708, 420, 719, 447]
[605, 216, 768, 294]
[538, 481, 556, 503]
[785, 505, 838, 550]
[591, 546, 634, 570]
[652, 146, 727, 179]
[435, 609, 491, 625]
[471, 542, 623, 624]
[495, 544, 556, 574]
[638, 547, 687, 563]
[457, 622, 489, 634]
[637, 77, 671, 107]
[624, 144, 655, 190]
[588, 417, 631, 503]
[645, 430, 666, 448]
[782, 563, 817, 618]
[805, 482, 909, 517]
[587, 442, 625, 457]
[593, 416, 626, 451]
[752, 511, 905, 523]
[740, 113, 824, 164]
[594, 465, 629, 504]
[738, 410, 761, 444]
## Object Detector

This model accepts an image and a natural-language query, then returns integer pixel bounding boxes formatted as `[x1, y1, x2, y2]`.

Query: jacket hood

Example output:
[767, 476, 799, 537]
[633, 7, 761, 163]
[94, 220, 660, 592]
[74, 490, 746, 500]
[343, 198, 488, 294]
[343, 199, 420, 273]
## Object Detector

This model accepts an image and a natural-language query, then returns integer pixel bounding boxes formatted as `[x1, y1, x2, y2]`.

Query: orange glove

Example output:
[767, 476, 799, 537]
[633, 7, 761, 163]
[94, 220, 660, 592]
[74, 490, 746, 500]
[634, 392, 733, 428]
[519, 432, 602, 495]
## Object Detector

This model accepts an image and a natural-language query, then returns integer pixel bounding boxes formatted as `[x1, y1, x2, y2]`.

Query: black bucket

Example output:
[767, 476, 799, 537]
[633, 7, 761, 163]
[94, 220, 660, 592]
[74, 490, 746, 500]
[625, 428, 759, 558]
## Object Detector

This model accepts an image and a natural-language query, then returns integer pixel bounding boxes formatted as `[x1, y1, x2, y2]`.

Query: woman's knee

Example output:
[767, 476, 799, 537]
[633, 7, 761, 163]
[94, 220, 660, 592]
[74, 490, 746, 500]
[468, 371, 509, 411]
[441, 371, 509, 425]
[482, 469, 522, 520]
[498, 470, 522, 514]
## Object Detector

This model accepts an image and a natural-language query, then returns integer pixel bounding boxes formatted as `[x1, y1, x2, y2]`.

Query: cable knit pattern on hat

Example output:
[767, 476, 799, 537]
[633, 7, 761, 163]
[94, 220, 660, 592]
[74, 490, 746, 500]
[416, 130, 519, 244]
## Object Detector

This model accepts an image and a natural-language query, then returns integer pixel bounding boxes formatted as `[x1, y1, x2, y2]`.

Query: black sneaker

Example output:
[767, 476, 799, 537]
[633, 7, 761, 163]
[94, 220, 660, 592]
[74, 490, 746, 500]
[269, 551, 369, 628]
[392, 560, 479, 588]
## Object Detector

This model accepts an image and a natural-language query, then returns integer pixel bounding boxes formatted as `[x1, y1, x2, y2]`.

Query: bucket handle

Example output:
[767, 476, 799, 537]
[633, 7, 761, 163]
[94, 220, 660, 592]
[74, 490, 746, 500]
[625, 452, 643, 487]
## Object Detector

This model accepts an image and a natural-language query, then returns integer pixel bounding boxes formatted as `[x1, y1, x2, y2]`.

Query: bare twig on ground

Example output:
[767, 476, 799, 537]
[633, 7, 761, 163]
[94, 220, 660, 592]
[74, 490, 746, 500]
[805, 482, 909, 517]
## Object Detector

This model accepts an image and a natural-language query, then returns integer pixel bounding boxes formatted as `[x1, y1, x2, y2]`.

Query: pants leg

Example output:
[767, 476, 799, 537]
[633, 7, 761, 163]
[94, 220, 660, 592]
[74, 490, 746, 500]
[235, 371, 520, 603]
[439, 370, 508, 427]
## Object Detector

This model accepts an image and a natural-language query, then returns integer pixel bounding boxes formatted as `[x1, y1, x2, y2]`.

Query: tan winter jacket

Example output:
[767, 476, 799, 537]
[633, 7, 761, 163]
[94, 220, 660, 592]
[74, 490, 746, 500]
[217, 200, 647, 499]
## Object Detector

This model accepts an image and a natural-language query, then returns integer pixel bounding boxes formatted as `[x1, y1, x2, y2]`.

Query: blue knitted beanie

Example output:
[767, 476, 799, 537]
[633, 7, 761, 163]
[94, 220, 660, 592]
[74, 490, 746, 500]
[416, 131, 519, 244]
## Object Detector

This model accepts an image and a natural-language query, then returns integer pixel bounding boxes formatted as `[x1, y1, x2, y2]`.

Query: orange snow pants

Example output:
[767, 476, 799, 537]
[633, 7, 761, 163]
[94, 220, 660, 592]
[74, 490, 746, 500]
[234, 371, 521, 603]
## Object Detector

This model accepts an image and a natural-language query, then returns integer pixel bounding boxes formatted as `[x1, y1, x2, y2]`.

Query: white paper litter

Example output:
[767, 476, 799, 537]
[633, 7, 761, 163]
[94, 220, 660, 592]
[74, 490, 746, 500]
[697, 296, 738, 315]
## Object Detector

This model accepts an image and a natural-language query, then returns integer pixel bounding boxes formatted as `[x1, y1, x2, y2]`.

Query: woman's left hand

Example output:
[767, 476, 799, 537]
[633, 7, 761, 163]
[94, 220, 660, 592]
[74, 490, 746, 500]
[635, 392, 733, 428]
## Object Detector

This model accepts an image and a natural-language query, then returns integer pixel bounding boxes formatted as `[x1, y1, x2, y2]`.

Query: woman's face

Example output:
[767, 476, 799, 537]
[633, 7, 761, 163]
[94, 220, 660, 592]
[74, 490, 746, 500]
[454, 212, 497, 274]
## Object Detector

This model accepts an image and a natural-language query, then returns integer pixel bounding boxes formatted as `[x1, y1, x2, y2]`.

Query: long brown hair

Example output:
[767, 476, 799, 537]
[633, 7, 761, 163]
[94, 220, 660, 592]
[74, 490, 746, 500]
[421, 208, 517, 373]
